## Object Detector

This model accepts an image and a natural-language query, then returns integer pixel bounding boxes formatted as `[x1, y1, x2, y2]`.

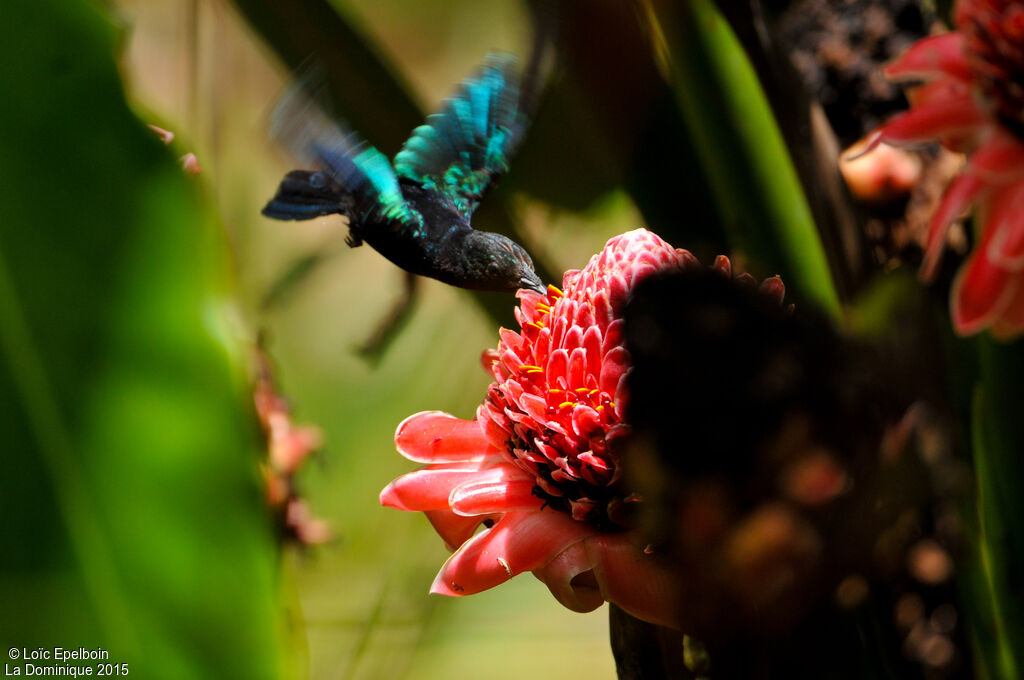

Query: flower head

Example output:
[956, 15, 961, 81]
[863, 0, 1024, 337]
[380, 229, 784, 625]
[476, 229, 700, 529]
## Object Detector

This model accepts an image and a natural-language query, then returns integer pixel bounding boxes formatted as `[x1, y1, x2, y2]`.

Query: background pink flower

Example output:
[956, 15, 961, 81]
[863, 0, 1024, 337]
[381, 229, 783, 627]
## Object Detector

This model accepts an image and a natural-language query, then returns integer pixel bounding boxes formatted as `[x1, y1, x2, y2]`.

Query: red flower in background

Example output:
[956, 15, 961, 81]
[380, 229, 784, 626]
[863, 0, 1024, 338]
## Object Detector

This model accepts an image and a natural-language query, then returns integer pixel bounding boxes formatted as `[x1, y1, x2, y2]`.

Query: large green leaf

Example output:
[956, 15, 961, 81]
[645, 0, 841, 317]
[519, 0, 725, 259]
[0, 1, 283, 677]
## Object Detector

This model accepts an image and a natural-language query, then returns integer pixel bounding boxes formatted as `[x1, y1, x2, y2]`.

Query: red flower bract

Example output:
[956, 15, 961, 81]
[477, 228, 699, 529]
[380, 229, 784, 626]
[864, 0, 1024, 338]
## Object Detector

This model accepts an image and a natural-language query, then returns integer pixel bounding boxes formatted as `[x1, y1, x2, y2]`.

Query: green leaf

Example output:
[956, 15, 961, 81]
[644, 0, 841, 317]
[0, 1, 283, 676]
[519, 0, 726, 258]
[968, 339, 1024, 679]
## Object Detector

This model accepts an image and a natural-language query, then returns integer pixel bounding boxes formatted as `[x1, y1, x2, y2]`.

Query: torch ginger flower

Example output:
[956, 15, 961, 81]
[380, 229, 785, 626]
[861, 0, 1024, 338]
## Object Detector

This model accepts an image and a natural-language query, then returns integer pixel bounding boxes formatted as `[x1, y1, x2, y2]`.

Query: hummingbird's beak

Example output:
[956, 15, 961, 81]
[520, 273, 547, 295]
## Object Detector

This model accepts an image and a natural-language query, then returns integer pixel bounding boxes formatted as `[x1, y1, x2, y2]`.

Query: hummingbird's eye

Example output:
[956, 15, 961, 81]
[309, 172, 327, 188]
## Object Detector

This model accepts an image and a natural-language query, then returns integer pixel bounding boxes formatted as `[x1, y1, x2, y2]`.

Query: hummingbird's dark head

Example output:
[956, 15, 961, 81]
[464, 231, 545, 294]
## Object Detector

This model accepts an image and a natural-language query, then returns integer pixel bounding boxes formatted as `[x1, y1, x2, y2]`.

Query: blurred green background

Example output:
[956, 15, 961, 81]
[1, 0, 644, 677]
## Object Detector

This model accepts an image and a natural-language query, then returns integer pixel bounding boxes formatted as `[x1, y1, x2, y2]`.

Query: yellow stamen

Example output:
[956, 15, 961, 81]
[589, 388, 599, 395]
[575, 387, 590, 393]
[596, 405, 604, 411]
[548, 285, 563, 298]
[558, 401, 574, 409]
[549, 388, 563, 394]
[526, 368, 544, 374]
[518, 365, 542, 372]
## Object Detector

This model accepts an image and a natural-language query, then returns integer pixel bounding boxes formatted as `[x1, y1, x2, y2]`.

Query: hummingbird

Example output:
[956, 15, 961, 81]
[262, 54, 545, 295]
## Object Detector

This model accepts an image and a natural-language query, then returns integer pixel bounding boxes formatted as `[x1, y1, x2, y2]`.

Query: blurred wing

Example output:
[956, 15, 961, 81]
[269, 81, 422, 227]
[393, 53, 526, 220]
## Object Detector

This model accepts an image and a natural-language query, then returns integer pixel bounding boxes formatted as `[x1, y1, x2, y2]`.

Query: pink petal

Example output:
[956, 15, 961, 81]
[518, 392, 547, 421]
[735, 272, 757, 288]
[986, 181, 1024, 270]
[568, 346, 587, 386]
[990, 272, 1024, 340]
[602, 318, 625, 358]
[394, 411, 490, 463]
[608, 272, 629, 311]
[592, 287, 612, 328]
[532, 533, 682, 628]
[905, 78, 969, 109]
[450, 479, 544, 516]
[533, 326, 551, 364]
[500, 348, 522, 375]
[677, 249, 699, 268]
[883, 33, 971, 82]
[629, 263, 658, 289]
[547, 348, 569, 385]
[921, 173, 986, 280]
[381, 464, 503, 511]
[478, 404, 511, 449]
[951, 234, 1018, 335]
[425, 510, 488, 551]
[878, 97, 984, 147]
[560, 270, 580, 292]
[430, 510, 595, 596]
[571, 404, 602, 438]
[968, 132, 1024, 180]
[712, 255, 732, 277]
[503, 379, 525, 403]
[516, 289, 547, 321]
[480, 348, 500, 372]
[549, 314, 568, 352]
[575, 301, 595, 328]
[499, 327, 523, 351]
[600, 347, 629, 395]
[758, 276, 786, 305]
[582, 325, 602, 378]
[534, 539, 605, 613]
[563, 324, 583, 353]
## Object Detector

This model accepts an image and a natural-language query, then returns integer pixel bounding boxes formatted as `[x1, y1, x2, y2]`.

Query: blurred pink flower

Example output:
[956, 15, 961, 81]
[253, 349, 330, 545]
[380, 229, 784, 626]
[863, 0, 1024, 338]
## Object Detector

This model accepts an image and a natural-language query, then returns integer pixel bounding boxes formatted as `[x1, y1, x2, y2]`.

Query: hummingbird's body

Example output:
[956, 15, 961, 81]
[263, 54, 544, 294]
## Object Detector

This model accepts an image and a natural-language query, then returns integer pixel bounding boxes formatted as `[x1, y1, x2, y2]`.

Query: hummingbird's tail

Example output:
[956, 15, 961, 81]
[261, 170, 352, 221]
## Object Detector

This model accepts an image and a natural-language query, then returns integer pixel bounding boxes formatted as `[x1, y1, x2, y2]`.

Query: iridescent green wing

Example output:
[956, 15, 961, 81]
[393, 53, 526, 220]
[270, 81, 422, 227]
